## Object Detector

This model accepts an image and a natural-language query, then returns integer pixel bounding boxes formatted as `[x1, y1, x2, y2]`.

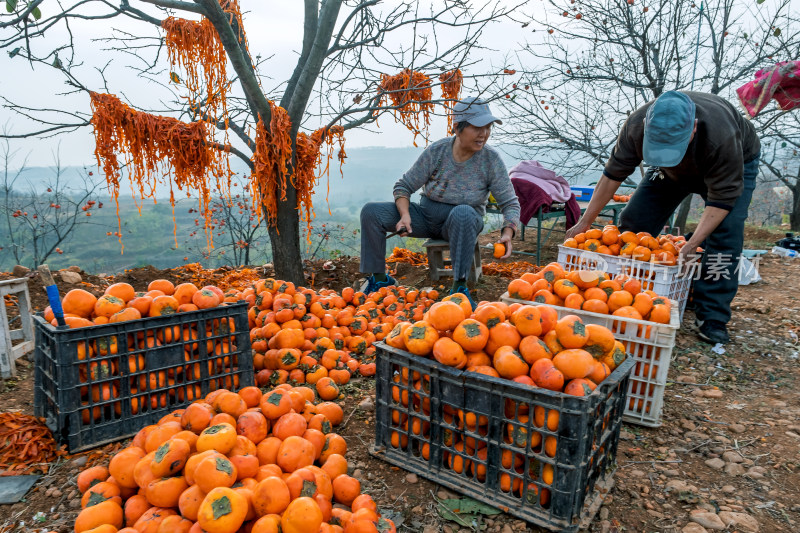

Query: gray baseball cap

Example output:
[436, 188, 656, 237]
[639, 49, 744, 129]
[643, 91, 696, 167]
[452, 96, 503, 127]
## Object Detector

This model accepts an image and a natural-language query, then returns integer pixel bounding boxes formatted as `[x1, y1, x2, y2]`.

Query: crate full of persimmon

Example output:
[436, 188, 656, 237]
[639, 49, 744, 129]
[559, 226, 699, 318]
[501, 264, 681, 427]
[33, 298, 253, 453]
[370, 297, 635, 532]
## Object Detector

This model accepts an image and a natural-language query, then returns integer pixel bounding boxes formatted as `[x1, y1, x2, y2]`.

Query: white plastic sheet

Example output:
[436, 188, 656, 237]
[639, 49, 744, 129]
[738, 256, 762, 285]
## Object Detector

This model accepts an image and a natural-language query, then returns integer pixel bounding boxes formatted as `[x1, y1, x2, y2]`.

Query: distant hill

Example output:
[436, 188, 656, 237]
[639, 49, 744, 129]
[6, 144, 601, 202]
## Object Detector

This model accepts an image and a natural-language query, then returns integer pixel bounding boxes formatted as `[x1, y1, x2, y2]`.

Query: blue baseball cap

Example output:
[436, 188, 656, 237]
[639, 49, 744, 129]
[452, 96, 503, 127]
[643, 91, 696, 167]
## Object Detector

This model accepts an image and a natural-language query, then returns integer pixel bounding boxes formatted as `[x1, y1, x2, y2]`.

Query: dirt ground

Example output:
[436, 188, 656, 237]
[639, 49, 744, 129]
[1, 227, 799, 532]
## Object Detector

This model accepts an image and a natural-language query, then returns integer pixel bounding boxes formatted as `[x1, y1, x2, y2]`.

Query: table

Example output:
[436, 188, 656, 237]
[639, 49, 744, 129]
[487, 201, 628, 265]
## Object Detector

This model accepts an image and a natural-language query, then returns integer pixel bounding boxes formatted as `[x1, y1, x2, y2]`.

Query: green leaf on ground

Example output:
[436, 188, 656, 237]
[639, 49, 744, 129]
[437, 496, 501, 527]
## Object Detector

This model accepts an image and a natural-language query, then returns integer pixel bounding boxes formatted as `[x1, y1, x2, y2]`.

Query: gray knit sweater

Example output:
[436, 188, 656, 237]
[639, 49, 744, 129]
[393, 137, 521, 233]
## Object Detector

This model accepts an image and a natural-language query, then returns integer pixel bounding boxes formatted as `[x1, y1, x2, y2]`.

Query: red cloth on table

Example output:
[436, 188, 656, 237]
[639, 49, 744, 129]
[511, 178, 582, 229]
[736, 61, 800, 118]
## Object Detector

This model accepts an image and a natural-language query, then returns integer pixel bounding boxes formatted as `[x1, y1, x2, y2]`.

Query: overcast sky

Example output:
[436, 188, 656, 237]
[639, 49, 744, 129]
[0, 1, 537, 168]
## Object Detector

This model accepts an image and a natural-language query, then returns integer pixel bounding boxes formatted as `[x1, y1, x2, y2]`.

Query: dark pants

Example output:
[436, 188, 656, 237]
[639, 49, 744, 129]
[360, 196, 484, 279]
[618, 158, 759, 324]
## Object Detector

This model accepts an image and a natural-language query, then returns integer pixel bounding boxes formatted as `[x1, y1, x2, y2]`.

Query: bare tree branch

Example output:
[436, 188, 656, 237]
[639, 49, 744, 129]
[0, 140, 104, 267]
[280, 0, 320, 111]
[206, 141, 253, 170]
[493, 0, 800, 186]
[139, 0, 207, 16]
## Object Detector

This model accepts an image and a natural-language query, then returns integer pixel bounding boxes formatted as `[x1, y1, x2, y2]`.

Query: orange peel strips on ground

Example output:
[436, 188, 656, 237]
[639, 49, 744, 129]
[482, 261, 540, 279]
[386, 247, 428, 266]
[0, 413, 66, 475]
[171, 262, 262, 291]
[379, 69, 434, 146]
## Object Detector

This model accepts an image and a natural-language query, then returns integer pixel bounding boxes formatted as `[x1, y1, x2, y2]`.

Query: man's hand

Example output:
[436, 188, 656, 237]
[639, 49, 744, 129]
[396, 214, 412, 236]
[566, 218, 592, 240]
[678, 239, 702, 264]
[678, 205, 727, 264]
[565, 175, 622, 239]
[499, 230, 513, 259]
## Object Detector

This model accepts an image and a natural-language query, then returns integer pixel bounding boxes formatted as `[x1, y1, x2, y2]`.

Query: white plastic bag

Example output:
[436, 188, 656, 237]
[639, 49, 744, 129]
[738, 256, 762, 285]
[771, 246, 799, 259]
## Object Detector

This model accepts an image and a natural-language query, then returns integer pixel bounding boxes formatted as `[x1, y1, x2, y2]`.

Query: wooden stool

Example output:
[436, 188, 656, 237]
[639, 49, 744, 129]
[0, 278, 34, 378]
[423, 239, 482, 282]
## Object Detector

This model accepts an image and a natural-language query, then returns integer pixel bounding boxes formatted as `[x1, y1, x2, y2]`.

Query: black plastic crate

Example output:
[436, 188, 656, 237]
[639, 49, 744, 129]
[34, 301, 253, 452]
[371, 343, 634, 532]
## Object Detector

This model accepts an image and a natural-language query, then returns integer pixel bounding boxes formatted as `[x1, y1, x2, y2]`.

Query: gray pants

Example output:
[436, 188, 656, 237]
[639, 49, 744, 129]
[360, 196, 484, 280]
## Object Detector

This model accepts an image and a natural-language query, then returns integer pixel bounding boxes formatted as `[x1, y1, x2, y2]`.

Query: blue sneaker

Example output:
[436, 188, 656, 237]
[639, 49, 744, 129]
[361, 274, 397, 295]
[450, 284, 477, 311]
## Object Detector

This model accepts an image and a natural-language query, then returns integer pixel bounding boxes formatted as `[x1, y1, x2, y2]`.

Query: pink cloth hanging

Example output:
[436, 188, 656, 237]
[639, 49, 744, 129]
[736, 61, 800, 118]
[510, 179, 581, 229]
[508, 160, 573, 203]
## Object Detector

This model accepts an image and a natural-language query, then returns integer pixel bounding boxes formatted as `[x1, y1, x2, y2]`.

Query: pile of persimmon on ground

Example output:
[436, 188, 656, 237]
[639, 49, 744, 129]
[245, 280, 439, 387]
[74, 384, 396, 533]
[386, 293, 627, 395]
[563, 224, 693, 266]
[506, 263, 672, 324]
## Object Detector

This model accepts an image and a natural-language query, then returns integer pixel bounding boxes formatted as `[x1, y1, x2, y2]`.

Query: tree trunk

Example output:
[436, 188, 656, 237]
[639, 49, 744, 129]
[268, 185, 304, 284]
[791, 184, 800, 232]
[674, 196, 693, 234]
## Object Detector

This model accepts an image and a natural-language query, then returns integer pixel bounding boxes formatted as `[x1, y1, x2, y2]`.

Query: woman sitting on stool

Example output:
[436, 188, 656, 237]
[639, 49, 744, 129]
[359, 96, 521, 308]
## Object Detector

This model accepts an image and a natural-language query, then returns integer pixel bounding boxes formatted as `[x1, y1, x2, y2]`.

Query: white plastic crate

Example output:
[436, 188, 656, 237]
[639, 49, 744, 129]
[556, 246, 697, 320]
[500, 293, 680, 428]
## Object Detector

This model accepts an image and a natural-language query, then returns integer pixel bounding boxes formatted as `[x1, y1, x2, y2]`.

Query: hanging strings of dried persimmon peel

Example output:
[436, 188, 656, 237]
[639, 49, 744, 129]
[218, 0, 249, 47]
[294, 128, 326, 233]
[90, 92, 226, 249]
[378, 69, 434, 146]
[95, 1, 350, 252]
[252, 105, 348, 241]
[250, 102, 293, 228]
[162, 16, 228, 122]
[294, 125, 347, 242]
[161, 0, 249, 122]
[439, 69, 463, 134]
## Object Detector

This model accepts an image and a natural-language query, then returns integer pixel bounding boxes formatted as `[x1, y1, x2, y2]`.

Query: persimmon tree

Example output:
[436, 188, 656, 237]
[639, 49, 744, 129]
[759, 112, 800, 230]
[306, 222, 360, 261]
[0, 139, 103, 268]
[495, 0, 800, 230]
[0, 0, 521, 283]
[182, 185, 268, 267]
